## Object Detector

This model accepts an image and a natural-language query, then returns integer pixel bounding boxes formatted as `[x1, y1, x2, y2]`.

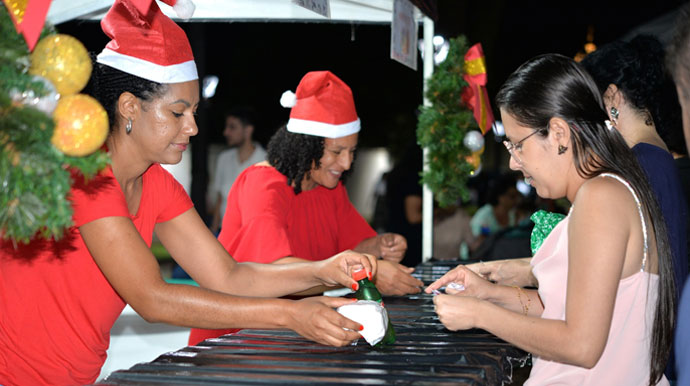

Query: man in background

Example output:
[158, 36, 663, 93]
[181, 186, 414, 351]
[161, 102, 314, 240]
[209, 106, 267, 234]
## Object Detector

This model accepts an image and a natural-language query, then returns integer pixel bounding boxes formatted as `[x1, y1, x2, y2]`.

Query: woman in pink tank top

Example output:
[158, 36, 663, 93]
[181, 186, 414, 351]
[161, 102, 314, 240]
[426, 54, 675, 385]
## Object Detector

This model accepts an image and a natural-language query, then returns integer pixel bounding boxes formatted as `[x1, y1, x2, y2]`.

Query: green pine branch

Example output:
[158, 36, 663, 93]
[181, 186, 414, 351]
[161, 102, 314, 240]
[0, 3, 109, 245]
[416, 35, 480, 207]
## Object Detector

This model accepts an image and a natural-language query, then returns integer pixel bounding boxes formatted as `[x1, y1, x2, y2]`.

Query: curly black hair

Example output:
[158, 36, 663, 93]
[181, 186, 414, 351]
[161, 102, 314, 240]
[267, 125, 325, 194]
[581, 35, 685, 155]
[267, 125, 355, 194]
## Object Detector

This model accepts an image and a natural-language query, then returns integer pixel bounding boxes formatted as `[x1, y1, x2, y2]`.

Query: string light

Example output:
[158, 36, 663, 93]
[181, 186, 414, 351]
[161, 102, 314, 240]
[574, 25, 597, 62]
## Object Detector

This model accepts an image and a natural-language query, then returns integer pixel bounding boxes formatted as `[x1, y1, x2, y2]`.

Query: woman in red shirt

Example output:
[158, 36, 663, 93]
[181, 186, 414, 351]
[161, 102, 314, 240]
[190, 71, 424, 345]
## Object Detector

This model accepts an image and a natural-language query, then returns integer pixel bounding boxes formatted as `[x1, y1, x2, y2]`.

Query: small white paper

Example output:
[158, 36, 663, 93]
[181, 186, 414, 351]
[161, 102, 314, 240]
[448, 282, 466, 291]
[390, 0, 418, 70]
[291, 0, 331, 18]
[337, 300, 388, 346]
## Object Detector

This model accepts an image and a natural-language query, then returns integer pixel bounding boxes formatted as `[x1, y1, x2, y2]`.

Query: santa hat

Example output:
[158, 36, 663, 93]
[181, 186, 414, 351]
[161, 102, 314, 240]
[96, 0, 198, 83]
[280, 71, 360, 138]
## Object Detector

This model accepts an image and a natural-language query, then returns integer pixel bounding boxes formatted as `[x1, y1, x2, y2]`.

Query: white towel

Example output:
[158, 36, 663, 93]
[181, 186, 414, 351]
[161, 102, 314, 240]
[336, 300, 389, 346]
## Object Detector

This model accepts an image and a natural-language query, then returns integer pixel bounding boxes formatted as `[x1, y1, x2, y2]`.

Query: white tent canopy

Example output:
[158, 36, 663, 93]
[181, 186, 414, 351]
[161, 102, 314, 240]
[47, 0, 405, 25]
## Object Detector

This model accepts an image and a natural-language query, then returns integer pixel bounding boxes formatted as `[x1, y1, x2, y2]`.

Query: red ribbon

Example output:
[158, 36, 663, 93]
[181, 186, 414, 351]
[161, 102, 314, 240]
[461, 43, 495, 135]
[5, 0, 53, 51]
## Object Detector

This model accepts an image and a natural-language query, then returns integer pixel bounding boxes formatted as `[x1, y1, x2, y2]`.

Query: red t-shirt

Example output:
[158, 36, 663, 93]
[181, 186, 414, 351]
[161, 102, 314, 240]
[219, 165, 376, 262]
[189, 165, 376, 345]
[0, 164, 193, 386]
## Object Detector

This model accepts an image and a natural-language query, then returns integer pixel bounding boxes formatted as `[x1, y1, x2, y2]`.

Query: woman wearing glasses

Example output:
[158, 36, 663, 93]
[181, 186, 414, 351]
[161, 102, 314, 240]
[426, 54, 674, 385]
[464, 37, 688, 310]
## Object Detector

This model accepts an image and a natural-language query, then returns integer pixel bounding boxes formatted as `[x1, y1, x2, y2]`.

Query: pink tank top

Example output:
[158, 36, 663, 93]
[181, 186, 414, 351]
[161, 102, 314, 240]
[526, 174, 669, 386]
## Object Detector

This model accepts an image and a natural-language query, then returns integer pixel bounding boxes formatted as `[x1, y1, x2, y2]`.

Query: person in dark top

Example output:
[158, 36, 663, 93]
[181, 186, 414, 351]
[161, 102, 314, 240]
[666, 3, 690, 383]
[384, 142, 423, 267]
[582, 34, 688, 381]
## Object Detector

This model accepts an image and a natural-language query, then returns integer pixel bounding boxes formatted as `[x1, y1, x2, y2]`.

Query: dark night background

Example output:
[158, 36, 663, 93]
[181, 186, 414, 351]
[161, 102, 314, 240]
[56, 0, 687, 212]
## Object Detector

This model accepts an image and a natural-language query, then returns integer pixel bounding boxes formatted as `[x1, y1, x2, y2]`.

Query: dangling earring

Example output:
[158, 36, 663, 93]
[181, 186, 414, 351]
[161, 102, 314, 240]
[609, 106, 619, 123]
[126, 118, 132, 134]
[558, 145, 568, 155]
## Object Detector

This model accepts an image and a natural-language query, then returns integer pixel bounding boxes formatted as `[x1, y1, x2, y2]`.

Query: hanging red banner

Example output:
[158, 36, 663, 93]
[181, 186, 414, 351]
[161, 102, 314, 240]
[4, 0, 53, 51]
[461, 43, 495, 135]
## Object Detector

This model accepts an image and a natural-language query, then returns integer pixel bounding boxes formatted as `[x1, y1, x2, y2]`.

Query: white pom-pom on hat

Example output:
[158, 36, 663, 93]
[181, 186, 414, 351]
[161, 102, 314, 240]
[172, 0, 195, 19]
[280, 90, 297, 108]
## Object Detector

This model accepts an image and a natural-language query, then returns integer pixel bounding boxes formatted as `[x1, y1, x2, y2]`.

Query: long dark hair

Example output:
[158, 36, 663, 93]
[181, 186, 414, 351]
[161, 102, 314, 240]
[84, 55, 168, 131]
[581, 35, 685, 155]
[496, 53, 674, 385]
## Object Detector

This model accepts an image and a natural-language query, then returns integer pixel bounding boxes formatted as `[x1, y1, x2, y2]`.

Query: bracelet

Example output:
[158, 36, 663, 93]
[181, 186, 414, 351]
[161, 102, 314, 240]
[513, 286, 531, 315]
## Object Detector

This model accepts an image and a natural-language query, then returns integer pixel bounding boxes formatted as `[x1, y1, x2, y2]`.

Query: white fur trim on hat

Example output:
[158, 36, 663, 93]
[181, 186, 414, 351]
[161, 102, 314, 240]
[172, 0, 195, 19]
[286, 117, 361, 138]
[280, 90, 297, 108]
[97, 48, 198, 83]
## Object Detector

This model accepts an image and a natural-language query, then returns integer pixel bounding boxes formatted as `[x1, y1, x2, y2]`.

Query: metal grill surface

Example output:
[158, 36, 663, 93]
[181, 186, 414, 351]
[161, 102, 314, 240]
[100, 261, 529, 385]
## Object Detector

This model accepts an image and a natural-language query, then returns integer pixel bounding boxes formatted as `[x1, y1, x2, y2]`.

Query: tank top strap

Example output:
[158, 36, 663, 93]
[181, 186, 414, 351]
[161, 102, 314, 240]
[598, 173, 648, 272]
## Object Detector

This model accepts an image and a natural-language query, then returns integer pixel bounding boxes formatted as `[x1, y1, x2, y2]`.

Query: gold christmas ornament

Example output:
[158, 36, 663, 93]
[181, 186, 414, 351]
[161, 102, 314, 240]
[52, 94, 108, 157]
[465, 151, 482, 175]
[5, 0, 27, 24]
[29, 34, 92, 96]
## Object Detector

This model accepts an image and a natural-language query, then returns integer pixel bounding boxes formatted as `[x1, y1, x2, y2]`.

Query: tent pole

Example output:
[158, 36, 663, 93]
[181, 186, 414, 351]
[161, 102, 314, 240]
[421, 16, 434, 263]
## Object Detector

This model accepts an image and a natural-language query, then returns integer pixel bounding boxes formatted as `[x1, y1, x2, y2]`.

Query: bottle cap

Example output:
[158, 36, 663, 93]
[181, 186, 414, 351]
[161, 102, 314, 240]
[352, 269, 368, 281]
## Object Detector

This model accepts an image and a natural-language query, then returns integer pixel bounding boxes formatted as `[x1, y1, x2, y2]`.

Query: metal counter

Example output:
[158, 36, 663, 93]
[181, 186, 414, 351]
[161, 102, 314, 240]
[100, 261, 530, 385]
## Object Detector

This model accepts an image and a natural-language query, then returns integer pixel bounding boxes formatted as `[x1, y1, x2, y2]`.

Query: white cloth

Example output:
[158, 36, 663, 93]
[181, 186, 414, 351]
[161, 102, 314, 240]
[336, 300, 388, 346]
[211, 144, 266, 220]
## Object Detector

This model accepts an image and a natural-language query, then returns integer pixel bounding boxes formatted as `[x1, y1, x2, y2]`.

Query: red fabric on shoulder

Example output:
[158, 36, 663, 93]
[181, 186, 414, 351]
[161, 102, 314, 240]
[70, 166, 129, 227]
[0, 163, 194, 385]
[218, 165, 294, 263]
[334, 182, 377, 252]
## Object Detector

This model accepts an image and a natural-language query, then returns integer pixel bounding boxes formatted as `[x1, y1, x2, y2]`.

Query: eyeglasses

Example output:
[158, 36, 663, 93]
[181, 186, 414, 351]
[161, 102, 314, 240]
[503, 130, 539, 164]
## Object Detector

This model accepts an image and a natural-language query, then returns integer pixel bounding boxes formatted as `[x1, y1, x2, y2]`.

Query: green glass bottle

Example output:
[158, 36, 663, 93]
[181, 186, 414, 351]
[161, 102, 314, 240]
[352, 269, 396, 346]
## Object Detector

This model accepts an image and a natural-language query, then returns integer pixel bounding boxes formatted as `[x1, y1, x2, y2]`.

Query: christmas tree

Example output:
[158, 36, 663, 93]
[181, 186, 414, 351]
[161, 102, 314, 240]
[417, 35, 490, 207]
[0, 2, 109, 245]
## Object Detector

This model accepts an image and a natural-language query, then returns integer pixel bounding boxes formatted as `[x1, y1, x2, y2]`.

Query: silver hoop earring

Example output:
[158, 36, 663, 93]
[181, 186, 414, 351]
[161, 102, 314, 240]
[558, 145, 568, 155]
[126, 118, 132, 134]
[609, 107, 619, 122]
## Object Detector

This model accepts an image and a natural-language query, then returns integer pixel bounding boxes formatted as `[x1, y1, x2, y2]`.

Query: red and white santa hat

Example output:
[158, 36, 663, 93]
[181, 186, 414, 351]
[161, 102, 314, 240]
[280, 71, 360, 138]
[96, 0, 198, 83]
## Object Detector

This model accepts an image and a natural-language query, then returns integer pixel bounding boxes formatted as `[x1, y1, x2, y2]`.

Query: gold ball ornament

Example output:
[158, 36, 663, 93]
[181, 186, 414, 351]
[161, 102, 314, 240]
[6, 0, 28, 24]
[29, 34, 92, 96]
[52, 94, 109, 157]
[465, 151, 482, 175]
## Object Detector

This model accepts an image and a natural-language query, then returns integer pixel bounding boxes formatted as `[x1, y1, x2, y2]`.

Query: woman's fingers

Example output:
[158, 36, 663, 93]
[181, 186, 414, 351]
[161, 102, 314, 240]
[293, 299, 363, 346]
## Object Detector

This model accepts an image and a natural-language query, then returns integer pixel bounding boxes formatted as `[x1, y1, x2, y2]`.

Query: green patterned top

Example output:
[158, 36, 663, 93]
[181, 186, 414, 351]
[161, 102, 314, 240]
[530, 210, 566, 255]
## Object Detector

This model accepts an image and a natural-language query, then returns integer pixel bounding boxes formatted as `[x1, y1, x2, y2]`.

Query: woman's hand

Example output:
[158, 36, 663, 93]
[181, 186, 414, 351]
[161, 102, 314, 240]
[286, 297, 364, 346]
[465, 258, 536, 287]
[376, 233, 407, 262]
[375, 260, 424, 295]
[433, 294, 483, 331]
[314, 250, 377, 290]
[425, 264, 494, 300]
